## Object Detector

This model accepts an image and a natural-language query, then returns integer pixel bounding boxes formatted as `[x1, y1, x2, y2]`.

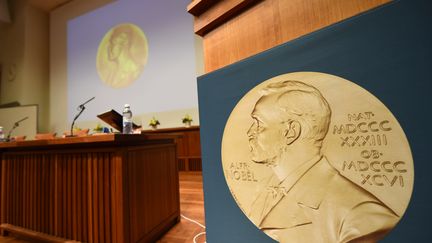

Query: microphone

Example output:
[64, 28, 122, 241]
[78, 96, 95, 109]
[6, 116, 29, 141]
[68, 97, 95, 137]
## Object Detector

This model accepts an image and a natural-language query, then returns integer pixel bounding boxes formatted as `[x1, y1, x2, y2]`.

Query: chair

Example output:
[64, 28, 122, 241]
[34, 133, 57, 140]
[62, 128, 90, 137]
[12, 135, 26, 141]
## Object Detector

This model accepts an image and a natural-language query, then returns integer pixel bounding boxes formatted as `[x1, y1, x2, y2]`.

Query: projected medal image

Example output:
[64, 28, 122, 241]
[97, 23, 148, 88]
[221, 72, 413, 243]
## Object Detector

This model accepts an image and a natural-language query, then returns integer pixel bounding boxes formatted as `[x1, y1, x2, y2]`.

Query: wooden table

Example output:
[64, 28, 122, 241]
[0, 134, 180, 243]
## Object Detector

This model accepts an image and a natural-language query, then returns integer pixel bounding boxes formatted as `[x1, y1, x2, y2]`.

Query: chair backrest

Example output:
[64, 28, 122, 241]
[34, 133, 57, 140]
[12, 135, 26, 141]
[62, 128, 90, 137]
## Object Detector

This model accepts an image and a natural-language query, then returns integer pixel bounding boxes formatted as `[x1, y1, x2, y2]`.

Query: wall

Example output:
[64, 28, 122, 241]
[0, 0, 48, 132]
[0, 0, 11, 23]
[22, 4, 49, 132]
[0, 0, 26, 104]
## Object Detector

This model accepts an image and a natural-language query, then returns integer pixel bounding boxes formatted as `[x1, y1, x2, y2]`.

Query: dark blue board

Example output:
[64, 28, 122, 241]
[197, 0, 432, 242]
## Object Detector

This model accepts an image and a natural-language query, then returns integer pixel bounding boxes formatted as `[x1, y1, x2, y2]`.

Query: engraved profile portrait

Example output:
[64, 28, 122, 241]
[221, 72, 413, 243]
[96, 23, 148, 89]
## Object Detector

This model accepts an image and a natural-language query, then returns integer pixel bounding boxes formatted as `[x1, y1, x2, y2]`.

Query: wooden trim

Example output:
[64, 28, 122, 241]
[191, 0, 260, 36]
[142, 125, 200, 133]
[187, 0, 217, 16]
[0, 224, 79, 243]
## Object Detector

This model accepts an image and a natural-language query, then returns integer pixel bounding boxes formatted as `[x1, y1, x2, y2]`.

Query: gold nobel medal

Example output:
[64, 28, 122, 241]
[96, 23, 148, 89]
[221, 72, 413, 243]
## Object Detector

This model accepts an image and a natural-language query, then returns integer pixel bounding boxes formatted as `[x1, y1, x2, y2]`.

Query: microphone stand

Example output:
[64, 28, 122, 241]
[6, 116, 28, 142]
[68, 97, 95, 137]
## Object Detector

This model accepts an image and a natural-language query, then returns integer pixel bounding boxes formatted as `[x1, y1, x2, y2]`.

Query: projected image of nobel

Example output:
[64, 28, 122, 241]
[97, 23, 148, 88]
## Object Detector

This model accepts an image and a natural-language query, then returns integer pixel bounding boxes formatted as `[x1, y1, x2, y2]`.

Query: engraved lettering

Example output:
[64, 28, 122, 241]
[347, 124, 357, 134]
[394, 161, 407, 173]
[372, 175, 384, 186]
[365, 112, 374, 119]
[369, 121, 379, 132]
[358, 161, 369, 172]
[381, 161, 393, 172]
[370, 161, 381, 172]
[340, 135, 389, 147]
[347, 112, 375, 122]
[358, 122, 368, 133]
[379, 120, 392, 131]
[341, 136, 350, 146]
[342, 161, 357, 171]
[333, 125, 346, 134]
[333, 121, 392, 135]
[360, 135, 370, 146]
[383, 175, 399, 187]
[234, 171, 241, 180]
[361, 174, 372, 185]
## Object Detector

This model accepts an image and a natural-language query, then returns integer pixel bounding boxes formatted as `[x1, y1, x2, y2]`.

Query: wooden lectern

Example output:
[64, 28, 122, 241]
[187, 0, 389, 73]
[0, 134, 179, 243]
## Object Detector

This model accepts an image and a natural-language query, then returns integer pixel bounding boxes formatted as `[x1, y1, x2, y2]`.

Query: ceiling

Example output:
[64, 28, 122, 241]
[27, 0, 74, 12]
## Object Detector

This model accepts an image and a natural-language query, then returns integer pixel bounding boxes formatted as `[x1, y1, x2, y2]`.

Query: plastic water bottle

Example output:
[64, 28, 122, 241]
[0, 126, 4, 141]
[122, 104, 133, 134]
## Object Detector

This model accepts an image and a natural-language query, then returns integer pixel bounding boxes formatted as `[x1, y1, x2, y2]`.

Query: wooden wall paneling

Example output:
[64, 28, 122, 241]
[76, 154, 82, 241]
[1, 158, 7, 231]
[10, 158, 18, 226]
[0, 157, 4, 233]
[71, 154, 77, 240]
[82, 153, 88, 243]
[49, 154, 54, 234]
[190, 0, 390, 73]
[111, 150, 126, 243]
[53, 154, 59, 237]
[92, 153, 99, 243]
[103, 153, 112, 243]
[0, 153, 1, 228]
[87, 153, 94, 243]
[66, 154, 72, 239]
[62, 154, 67, 238]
